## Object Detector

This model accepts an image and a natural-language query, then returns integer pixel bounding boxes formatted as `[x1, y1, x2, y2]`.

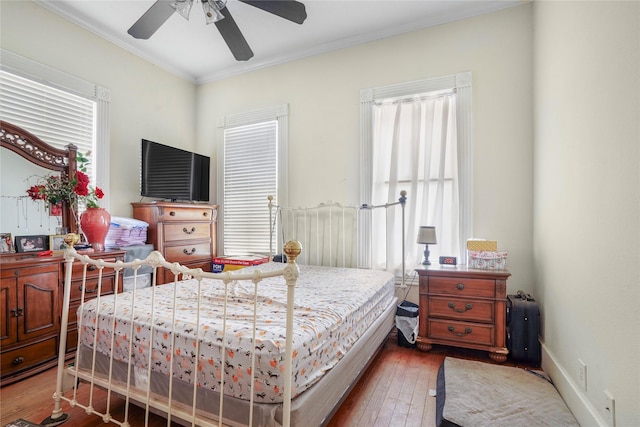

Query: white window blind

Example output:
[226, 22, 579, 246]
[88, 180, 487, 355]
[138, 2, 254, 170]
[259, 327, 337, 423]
[223, 121, 277, 254]
[1, 49, 111, 210]
[0, 70, 97, 182]
[217, 104, 288, 256]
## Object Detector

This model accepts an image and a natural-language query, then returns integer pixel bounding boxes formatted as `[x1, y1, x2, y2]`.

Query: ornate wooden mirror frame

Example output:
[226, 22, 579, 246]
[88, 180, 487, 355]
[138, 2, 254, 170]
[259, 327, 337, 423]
[0, 121, 79, 233]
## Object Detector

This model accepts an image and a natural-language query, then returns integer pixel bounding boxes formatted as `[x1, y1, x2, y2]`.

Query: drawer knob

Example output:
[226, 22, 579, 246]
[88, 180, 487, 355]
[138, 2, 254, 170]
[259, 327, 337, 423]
[12, 356, 25, 366]
[456, 283, 465, 290]
[79, 285, 98, 294]
[448, 302, 473, 313]
[183, 227, 196, 234]
[202, 212, 209, 218]
[169, 211, 176, 216]
[183, 248, 196, 256]
[447, 325, 472, 337]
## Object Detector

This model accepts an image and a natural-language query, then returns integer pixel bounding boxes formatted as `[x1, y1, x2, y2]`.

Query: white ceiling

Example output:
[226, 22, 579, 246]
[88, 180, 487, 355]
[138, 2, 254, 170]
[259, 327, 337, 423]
[36, 0, 526, 84]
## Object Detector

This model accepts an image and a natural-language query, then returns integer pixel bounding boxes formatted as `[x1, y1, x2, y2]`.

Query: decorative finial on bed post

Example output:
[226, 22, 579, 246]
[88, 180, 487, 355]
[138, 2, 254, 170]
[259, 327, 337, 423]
[283, 240, 302, 263]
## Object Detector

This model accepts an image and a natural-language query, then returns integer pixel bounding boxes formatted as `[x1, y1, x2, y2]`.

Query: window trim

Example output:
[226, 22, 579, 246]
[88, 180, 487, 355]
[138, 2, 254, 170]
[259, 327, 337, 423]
[360, 72, 473, 266]
[0, 49, 111, 210]
[216, 104, 289, 254]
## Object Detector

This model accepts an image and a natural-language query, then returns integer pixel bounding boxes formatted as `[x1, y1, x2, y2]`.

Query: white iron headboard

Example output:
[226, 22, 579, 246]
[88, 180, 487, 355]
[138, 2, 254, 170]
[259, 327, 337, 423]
[268, 191, 407, 286]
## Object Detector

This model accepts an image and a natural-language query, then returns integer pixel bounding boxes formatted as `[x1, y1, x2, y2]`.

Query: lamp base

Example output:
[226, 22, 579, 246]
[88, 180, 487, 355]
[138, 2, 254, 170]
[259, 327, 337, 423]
[422, 245, 431, 265]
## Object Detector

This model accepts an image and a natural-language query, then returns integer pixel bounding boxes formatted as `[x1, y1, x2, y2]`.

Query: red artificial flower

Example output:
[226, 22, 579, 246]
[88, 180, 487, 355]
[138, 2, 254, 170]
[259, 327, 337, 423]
[26, 184, 47, 200]
[94, 187, 104, 199]
[74, 171, 90, 196]
[76, 170, 89, 185]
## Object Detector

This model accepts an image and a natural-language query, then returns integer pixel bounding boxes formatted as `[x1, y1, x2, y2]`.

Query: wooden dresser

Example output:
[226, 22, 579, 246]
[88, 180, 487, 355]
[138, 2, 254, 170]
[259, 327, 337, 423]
[132, 202, 217, 284]
[0, 250, 125, 385]
[416, 265, 511, 362]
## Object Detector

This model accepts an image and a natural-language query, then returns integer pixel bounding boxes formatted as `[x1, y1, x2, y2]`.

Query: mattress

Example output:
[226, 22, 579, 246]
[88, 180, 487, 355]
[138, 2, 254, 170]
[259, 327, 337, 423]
[77, 262, 395, 405]
[75, 297, 396, 427]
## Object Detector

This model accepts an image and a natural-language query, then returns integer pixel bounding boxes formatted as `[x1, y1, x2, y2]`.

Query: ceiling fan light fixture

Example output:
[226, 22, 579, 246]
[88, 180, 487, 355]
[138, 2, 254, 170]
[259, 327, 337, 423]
[170, 0, 194, 20]
[202, 0, 226, 24]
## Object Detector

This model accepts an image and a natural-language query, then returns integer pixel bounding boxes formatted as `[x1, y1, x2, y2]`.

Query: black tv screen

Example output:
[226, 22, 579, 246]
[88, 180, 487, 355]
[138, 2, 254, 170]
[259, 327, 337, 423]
[141, 139, 210, 202]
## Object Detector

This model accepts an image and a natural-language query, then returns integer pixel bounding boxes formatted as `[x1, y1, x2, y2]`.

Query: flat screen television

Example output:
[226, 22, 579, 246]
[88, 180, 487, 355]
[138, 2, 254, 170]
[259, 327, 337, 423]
[141, 139, 210, 202]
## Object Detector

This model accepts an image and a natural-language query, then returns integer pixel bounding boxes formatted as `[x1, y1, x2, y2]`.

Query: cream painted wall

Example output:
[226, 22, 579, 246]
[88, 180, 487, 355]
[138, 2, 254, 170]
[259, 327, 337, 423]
[197, 4, 535, 293]
[533, 1, 640, 426]
[13, 1, 640, 425]
[1, 1, 197, 218]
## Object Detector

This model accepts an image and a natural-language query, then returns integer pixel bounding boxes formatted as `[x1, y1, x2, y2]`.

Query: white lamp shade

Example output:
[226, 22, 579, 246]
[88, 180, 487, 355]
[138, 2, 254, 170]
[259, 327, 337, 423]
[417, 226, 437, 244]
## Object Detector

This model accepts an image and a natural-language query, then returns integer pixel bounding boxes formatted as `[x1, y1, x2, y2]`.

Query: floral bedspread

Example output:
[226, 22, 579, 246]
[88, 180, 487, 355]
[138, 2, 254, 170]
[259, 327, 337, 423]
[78, 262, 395, 403]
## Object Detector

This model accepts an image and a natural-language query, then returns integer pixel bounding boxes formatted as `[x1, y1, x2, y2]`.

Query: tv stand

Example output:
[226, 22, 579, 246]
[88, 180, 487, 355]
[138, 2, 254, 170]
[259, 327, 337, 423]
[131, 202, 218, 284]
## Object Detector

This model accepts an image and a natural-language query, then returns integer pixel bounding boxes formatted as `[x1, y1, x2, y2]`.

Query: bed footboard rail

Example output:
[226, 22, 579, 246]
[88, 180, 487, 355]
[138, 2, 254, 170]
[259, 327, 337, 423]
[47, 241, 302, 427]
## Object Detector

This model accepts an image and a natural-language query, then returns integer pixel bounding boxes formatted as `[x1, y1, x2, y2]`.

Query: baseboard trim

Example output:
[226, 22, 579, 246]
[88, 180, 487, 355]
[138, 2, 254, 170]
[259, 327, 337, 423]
[540, 340, 608, 426]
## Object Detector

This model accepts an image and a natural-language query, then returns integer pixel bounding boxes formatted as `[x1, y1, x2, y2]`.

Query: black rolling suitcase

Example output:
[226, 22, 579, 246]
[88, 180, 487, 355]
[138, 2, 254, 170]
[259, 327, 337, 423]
[506, 290, 541, 366]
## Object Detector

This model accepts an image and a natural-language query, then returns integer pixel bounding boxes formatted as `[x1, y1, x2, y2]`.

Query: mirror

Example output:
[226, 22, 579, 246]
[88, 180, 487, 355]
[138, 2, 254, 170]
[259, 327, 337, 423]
[0, 121, 78, 253]
[1, 148, 66, 237]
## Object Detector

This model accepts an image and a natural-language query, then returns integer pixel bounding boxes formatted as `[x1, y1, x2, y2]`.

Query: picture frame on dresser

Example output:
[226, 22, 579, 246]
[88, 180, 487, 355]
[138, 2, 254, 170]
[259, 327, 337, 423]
[49, 234, 67, 253]
[1, 232, 15, 253]
[15, 235, 47, 252]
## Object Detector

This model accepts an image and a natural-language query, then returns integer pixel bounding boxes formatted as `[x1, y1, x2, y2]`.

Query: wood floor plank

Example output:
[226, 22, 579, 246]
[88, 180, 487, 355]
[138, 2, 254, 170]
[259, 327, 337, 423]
[2, 331, 525, 427]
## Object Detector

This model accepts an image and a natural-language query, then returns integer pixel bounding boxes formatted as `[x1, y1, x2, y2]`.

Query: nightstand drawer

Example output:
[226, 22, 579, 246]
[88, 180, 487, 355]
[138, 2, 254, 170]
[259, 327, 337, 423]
[429, 277, 495, 298]
[164, 223, 211, 242]
[427, 319, 494, 346]
[428, 297, 494, 323]
[165, 242, 212, 263]
[159, 207, 214, 222]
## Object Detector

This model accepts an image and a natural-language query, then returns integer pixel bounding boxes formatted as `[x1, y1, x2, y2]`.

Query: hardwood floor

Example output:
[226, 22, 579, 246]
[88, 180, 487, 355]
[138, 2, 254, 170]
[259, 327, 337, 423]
[1, 331, 523, 427]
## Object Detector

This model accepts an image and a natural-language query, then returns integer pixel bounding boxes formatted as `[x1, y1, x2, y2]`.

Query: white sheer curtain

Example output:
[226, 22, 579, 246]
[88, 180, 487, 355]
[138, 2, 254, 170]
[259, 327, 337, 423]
[370, 91, 460, 274]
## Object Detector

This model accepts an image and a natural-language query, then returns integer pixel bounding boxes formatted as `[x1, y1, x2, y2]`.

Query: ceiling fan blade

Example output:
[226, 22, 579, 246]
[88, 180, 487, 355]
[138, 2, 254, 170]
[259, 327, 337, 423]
[128, 0, 176, 39]
[215, 7, 254, 61]
[238, 1, 307, 25]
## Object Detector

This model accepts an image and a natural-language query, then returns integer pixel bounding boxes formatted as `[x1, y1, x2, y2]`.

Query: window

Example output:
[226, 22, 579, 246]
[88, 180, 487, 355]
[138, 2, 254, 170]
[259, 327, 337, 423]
[217, 104, 288, 255]
[360, 73, 473, 275]
[0, 49, 111, 210]
[0, 70, 96, 181]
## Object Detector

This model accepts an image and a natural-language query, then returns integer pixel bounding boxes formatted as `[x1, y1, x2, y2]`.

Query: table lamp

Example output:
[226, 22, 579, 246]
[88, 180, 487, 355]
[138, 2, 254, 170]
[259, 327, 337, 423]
[417, 226, 437, 265]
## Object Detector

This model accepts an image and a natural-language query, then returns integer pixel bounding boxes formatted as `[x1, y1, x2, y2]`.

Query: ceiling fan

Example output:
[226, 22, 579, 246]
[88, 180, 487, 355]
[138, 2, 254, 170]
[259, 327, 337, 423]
[128, 0, 307, 61]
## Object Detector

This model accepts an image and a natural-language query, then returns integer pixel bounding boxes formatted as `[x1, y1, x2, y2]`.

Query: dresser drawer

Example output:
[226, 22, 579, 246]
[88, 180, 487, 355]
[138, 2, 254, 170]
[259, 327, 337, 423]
[159, 259, 213, 284]
[429, 277, 495, 298]
[159, 206, 214, 222]
[69, 275, 117, 302]
[164, 242, 212, 263]
[164, 222, 212, 242]
[429, 297, 494, 323]
[65, 254, 123, 280]
[1, 336, 57, 376]
[427, 318, 494, 346]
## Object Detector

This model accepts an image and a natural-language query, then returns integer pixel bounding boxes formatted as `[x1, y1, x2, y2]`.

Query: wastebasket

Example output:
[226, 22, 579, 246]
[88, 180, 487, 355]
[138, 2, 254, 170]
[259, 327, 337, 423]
[396, 300, 419, 348]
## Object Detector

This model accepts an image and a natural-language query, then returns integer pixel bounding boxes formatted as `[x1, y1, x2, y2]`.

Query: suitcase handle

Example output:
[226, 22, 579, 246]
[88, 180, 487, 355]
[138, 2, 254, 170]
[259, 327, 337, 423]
[516, 290, 535, 301]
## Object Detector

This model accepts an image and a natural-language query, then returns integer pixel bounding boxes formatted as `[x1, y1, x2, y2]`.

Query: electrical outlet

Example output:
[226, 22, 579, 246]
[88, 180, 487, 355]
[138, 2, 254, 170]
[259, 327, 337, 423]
[604, 390, 615, 426]
[578, 359, 587, 391]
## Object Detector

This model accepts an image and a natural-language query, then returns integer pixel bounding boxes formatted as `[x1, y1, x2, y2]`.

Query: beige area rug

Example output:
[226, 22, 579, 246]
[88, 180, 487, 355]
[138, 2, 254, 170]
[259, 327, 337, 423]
[439, 357, 580, 427]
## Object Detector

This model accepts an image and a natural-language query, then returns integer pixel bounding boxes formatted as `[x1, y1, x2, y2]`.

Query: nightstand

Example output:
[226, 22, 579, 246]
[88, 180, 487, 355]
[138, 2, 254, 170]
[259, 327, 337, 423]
[416, 265, 510, 362]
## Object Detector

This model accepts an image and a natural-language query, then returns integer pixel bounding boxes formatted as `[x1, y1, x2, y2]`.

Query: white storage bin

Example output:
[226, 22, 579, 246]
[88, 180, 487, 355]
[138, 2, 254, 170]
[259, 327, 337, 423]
[123, 273, 151, 291]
